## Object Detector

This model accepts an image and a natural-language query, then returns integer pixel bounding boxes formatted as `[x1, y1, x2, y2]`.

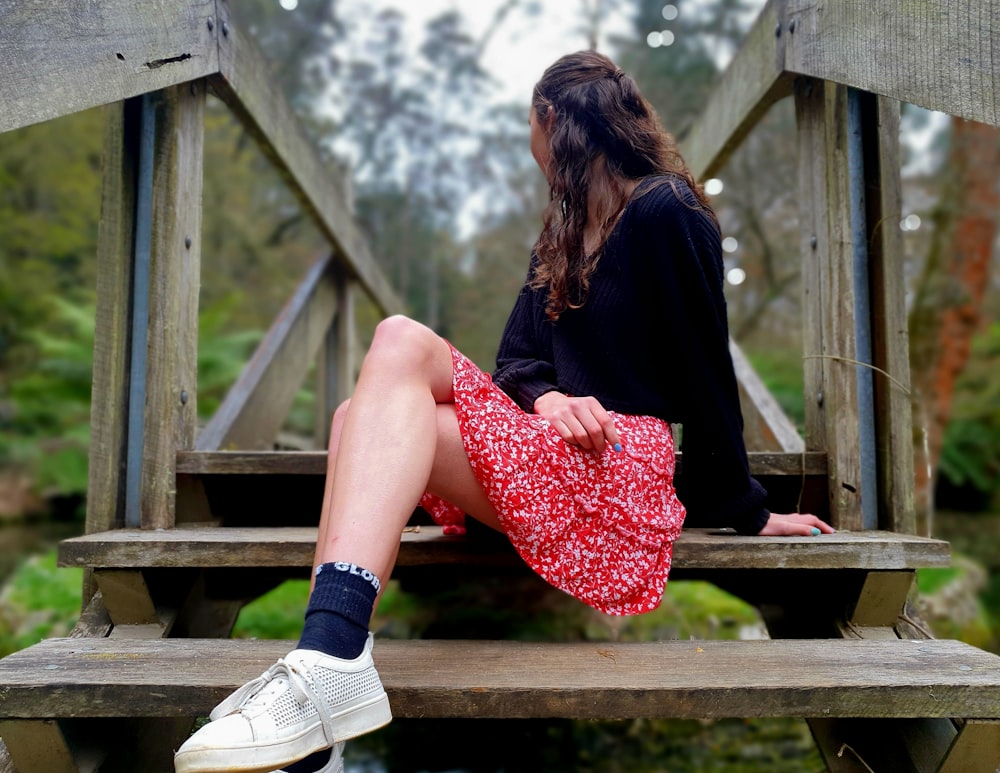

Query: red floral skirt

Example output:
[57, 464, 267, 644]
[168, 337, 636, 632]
[420, 344, 686, 616]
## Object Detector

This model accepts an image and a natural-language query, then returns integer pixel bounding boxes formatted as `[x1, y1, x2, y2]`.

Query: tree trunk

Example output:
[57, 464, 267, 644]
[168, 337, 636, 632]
[908, 118, 1000, 535]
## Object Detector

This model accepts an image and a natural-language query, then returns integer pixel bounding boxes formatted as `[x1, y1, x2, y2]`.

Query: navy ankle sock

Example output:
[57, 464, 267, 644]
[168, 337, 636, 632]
[297, 562, 380, 660]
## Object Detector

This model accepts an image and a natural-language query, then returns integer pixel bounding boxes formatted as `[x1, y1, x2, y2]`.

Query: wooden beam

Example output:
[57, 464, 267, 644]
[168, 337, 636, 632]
[681, 0, 793, 179]
[938, 720, 1000, 773]
[174, 449, 828, 477]
[196, 256, 341, 451]
[93, 570, 161, 627]
[0, 721, 77, 773]
[730, 340, 805, 453]
[2, 638, 998, 721]
[207, 4, 403, 317]
[847, 570, 915, 627]
[795, 78, 865, 530]
[785, 0, 1000, 128]
[865, 96, 916, 534]
[140, 82, 205, 529]
[58, 526, 952, 572]
[87, 100, 141, 540]
[0, 0, 218, 133]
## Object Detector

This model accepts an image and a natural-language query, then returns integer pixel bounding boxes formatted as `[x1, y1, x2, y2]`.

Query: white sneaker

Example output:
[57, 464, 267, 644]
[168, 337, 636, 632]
[174, 637, 390, 773]
[271, 742, 345, 773]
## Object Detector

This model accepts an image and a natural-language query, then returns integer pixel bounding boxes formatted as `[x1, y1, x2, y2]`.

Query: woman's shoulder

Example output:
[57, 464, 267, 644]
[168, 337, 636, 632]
[627, 174, 714, 230]
[632, 174, 699, 210]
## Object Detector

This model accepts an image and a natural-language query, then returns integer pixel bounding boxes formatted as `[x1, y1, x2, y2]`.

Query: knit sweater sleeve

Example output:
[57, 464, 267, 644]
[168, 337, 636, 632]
[492, 275, 559, 412]
[635, 183, 769, 535]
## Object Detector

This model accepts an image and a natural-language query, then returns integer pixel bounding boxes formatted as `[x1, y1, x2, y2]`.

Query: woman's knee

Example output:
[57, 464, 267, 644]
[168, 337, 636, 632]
[367, 315, 439, 371]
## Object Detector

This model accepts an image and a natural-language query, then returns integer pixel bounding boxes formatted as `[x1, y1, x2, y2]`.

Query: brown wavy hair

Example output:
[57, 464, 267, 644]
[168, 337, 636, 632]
[530, 50, 713, 319]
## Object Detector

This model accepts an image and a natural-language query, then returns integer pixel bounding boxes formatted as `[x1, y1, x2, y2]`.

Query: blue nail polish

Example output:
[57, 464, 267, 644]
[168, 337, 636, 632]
[614, 443, 622, 453]
[810, 527, 821, 536]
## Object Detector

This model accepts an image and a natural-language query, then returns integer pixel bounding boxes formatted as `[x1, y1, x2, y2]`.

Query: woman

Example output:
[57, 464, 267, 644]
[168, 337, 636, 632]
[174, 50, 832, 773]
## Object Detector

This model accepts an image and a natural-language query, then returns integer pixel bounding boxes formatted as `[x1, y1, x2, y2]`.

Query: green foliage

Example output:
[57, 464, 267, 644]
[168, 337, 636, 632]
[745, 348, 806, 430]
[0, 292, 262, 507]
[0, 550, 82, 657]
[938, 323, 1000, 506]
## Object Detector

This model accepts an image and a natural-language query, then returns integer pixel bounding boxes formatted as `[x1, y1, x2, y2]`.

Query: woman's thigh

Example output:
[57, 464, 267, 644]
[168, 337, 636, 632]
[426, 403, 503, 532]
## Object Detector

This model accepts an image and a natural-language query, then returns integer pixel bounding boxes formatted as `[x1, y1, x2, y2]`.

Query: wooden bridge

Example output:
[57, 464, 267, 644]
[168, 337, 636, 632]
[2, 1, 1000, 770]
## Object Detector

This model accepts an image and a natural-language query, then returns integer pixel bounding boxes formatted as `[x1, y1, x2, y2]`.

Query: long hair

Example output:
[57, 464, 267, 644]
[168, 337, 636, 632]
[530, 50, 713, 320]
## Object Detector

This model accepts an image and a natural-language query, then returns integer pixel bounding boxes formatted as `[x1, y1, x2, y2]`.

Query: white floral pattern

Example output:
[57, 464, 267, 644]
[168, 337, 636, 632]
[420, 344, 686, 616]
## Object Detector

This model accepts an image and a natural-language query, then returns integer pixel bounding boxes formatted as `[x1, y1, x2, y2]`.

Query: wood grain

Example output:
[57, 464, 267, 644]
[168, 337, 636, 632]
[1, 638, 997, 720]
[785, 0, 1000, 128]
[0, 0, 218, 133]
[57, 526, 951, 571]
[174, 449, 828, 476]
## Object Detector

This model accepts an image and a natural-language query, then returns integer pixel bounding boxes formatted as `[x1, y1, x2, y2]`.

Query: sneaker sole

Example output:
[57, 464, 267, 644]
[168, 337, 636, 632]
[174, 692, 392, 773]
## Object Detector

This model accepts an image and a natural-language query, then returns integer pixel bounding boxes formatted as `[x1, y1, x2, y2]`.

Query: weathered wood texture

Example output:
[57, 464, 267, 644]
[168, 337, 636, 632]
[196, 256, 340, 451]
[1, 638, 998, 721]
[795, 79, 865, 531]
[681, 0, 792, 179]
[730, 341, 805, 453]
[785, 0, 1000, 129]
[174, 449, 826, 476]
[87, 101, 140, 539]
[141, 83, 205, 529]
[0, 0, 218, 133]
[684, 0, 1000, 179]
[208, 2, 402, 317]
[866, 96, 916, 534]
[314, 274, 358, 447]
[58, 526, 951, 571]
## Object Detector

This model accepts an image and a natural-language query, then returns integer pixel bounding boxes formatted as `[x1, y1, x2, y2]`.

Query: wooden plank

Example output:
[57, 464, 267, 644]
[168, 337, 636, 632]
[57, 527, 952, 572]
[730, 340, 805, 453]
[0, 0, 218, 133]
[794, 78, 865, 531]
[174, 449, 828, 477]
[681, 0, 793, 179]
[1, 638, 998, 721]
[866, 96, 916, 534]
[195, 256, 340, 451]
[141, 82, 205, 529]
[208, 4, 403, 317]
[785, 0, 1000, 129]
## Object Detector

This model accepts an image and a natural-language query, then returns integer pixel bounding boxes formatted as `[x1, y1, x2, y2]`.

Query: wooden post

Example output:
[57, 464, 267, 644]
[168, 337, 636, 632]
[87, 99, 141, 538]
[314, 268, 357, 448]
[140, 82, 206, 529]
[795, 78, 865, 530]
[864, 96, 916, 534]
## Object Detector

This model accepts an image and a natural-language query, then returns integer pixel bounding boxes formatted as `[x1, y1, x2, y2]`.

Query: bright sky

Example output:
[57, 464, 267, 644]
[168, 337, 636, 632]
[380, 0, 635, 104]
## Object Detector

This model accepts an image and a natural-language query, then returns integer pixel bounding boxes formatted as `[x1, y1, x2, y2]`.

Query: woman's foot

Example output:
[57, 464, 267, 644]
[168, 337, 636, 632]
[174, 637, 390, 773]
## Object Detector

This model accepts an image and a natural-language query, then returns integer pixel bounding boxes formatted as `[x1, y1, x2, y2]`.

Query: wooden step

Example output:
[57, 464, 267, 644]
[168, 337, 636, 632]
[176, 450, 831, 526]
[1, 637, 998, 721]
[59, 526, 951, 572]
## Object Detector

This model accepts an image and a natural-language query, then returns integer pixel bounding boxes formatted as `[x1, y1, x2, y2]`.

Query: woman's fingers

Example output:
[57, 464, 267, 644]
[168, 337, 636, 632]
[758, 512, 836, 536]
[534, 392, 620, 453]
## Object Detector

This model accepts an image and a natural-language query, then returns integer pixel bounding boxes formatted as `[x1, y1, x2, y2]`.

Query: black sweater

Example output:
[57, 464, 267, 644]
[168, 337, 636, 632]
[492, 176, 769, 535]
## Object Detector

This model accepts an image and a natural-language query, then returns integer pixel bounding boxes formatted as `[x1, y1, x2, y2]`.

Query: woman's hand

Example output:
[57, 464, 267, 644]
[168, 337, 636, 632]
[533, 391, 621, 453]
[757, 512, 836, 536]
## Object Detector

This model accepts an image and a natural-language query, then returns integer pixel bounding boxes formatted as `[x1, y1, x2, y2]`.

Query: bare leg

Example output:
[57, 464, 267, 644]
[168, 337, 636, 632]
[311, 315, 501, 588]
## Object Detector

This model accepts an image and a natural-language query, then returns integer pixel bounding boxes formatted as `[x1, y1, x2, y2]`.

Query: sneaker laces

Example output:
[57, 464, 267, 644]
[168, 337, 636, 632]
[235, 655, 337, 744]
